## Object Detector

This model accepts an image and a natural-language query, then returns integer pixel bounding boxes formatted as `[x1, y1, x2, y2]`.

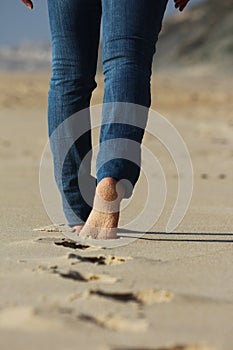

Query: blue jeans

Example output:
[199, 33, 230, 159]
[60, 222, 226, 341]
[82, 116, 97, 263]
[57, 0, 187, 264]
[47, 0, 168, 226]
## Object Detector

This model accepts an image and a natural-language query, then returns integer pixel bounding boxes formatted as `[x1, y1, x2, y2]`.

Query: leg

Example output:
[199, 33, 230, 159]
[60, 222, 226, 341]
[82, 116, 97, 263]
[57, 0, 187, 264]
[98, 0, 169, 192]
[47, 0, 101, 227]
[80, 0, 168, 239]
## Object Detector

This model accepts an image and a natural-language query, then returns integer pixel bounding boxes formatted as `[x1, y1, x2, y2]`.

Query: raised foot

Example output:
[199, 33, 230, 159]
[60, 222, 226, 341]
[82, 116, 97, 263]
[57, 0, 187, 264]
[79, 177, 125, 240]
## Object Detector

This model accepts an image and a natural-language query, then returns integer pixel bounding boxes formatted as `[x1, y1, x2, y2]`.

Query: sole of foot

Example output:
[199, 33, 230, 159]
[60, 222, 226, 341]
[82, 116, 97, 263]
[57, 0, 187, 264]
[79, 177, 125, 240]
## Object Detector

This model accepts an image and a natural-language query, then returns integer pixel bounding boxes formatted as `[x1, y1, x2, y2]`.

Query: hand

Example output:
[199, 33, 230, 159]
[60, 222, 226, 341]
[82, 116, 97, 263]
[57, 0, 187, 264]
[21, 0, 33, 10]
[174, 0, 190, 11]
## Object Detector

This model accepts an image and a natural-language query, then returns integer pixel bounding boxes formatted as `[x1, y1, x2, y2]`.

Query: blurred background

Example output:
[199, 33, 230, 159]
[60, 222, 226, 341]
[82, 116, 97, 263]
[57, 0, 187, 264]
[0, 0, 183, 47]
[2, 0, 232, 71]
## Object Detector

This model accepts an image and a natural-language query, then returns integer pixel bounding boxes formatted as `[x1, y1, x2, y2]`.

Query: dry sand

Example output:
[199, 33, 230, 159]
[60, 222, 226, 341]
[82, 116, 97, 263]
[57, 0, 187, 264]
[0, 69, 233, 350]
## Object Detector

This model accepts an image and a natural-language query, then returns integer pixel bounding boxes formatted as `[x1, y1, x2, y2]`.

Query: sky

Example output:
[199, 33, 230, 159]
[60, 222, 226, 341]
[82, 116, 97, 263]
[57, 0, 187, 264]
[0, 0, 204, 47]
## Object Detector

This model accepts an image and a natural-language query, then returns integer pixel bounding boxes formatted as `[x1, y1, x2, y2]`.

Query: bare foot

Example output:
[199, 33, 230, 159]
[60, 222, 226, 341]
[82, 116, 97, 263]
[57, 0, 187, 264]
[79, 177, 124, 240]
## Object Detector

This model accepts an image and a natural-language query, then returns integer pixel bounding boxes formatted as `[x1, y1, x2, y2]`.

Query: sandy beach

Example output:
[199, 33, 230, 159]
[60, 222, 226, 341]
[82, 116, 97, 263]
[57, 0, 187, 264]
[0, 68, 233, 350]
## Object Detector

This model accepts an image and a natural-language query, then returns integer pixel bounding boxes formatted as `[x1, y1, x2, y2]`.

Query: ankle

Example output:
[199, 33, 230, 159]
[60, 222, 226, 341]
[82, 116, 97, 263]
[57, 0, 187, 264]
[97, 177, 125, 202]
[98, 177, 117, 187]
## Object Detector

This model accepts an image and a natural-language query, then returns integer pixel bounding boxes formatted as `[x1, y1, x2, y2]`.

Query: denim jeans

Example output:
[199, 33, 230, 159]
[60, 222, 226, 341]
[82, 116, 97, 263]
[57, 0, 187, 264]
[47, 0, 168, 226]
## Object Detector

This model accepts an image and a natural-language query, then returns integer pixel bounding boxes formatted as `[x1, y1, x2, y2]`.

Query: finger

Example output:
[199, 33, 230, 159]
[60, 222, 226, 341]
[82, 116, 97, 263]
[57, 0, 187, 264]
[22, 0, 33, 10]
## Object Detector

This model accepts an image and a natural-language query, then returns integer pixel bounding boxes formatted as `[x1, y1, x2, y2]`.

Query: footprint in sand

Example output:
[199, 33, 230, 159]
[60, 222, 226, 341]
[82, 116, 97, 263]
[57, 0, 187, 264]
[68, 253, 132, 266]
[33, 224, 65, 233]
[33, 224, 66, 233]
[78, 313, 148, 332]
[34, 236, 99, 251]
[35, 237, 62, 243]
[110, 345, 214, 350]
[83, 288, 173, 305]
[31, 264, 58, 272]
[54, 240, 100, 251]
[54, 269, 117, 284]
